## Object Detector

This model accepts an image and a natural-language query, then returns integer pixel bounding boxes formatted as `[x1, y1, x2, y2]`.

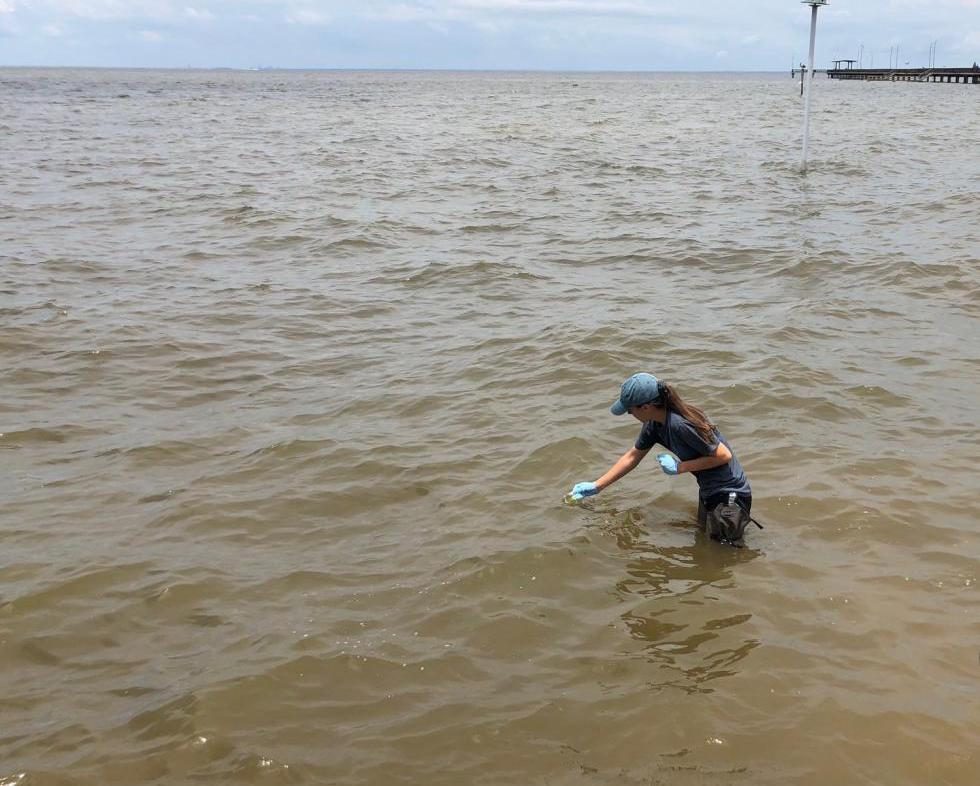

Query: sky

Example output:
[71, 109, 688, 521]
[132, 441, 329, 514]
[1, 1, 978, 70]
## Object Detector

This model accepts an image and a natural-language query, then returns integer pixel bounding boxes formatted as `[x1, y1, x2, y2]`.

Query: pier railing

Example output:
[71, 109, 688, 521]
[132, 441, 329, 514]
[826, 67, 980, 84]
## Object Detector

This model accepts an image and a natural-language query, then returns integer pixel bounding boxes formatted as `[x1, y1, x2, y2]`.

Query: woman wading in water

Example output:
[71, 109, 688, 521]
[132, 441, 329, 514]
[568, 372, 758, 546]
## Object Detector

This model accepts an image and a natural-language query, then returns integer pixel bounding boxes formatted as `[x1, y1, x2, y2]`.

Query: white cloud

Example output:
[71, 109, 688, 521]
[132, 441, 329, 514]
[0, 1, 977, 69]
[474, 18, 501, 33]
[369, 3, 436, 22]
[454, 0, 663, 13]
[184, 7, 214, 21]
[285, 8, 331, 25]
[30, 1, 179, 21]
[367, 0, 678, 21]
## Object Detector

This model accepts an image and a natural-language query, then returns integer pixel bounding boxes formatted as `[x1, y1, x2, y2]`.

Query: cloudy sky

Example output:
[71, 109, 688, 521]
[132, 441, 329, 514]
[1, 1, 978, 70]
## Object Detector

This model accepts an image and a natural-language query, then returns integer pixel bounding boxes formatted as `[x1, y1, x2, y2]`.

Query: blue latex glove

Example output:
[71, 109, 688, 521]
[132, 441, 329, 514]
[657, 453, 680, 476]
[568, 481, 599, 500]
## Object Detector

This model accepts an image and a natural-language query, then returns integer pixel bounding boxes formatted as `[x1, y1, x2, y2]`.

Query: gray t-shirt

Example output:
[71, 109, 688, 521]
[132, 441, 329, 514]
[635, 411, 751, 500]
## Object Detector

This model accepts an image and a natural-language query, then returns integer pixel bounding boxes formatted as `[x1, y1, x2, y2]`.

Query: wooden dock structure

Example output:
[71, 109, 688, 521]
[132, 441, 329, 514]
[826, 66, 980, 84]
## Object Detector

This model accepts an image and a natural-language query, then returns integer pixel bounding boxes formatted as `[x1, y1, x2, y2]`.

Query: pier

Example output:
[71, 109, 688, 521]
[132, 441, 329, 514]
[826, 66, 980, 84]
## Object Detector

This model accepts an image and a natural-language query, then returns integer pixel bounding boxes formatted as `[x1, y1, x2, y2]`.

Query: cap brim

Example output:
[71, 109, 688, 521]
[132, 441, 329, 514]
[610, 400, 627, 416]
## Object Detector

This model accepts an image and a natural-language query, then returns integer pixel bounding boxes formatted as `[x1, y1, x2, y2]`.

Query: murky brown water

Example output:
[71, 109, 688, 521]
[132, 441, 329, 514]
[2, 68, 978, 785]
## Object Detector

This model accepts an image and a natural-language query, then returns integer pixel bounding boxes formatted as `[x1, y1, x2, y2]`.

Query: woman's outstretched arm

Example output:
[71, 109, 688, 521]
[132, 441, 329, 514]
[595, 446, 651, 490]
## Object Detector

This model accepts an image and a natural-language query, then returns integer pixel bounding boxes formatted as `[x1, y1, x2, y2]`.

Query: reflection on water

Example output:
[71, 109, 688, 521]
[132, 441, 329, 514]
[624, 606, 760, 695]
[593, 504, 761, 693]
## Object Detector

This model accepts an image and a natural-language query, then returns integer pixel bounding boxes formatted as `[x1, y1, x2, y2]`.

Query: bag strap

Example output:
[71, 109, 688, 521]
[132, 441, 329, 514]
[730, 495, 764, 529]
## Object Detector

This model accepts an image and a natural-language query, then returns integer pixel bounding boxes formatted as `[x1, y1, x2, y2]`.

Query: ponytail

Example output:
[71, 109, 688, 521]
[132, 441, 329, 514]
[661, 383, 715, 443]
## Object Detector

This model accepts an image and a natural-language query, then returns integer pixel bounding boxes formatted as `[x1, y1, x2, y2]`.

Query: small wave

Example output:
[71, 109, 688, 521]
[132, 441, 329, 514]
[0, 427, 70, 445]
[400, 260, 548, 288]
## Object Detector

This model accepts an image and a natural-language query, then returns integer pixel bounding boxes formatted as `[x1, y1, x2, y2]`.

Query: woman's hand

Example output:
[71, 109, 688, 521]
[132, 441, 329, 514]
[568, 481, 600, 500]
[657, 453, 680, 475]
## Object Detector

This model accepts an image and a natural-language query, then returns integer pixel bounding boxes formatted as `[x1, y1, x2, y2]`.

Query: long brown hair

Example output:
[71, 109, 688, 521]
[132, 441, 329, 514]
[660, 383, 715, 443]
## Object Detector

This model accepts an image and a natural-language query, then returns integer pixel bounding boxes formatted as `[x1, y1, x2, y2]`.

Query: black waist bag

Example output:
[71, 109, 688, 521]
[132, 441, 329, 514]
[705, 500, 752, 548]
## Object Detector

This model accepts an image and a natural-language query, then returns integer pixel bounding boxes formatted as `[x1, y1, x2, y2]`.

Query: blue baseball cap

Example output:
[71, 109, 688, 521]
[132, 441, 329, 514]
[610, 373, 663, 415]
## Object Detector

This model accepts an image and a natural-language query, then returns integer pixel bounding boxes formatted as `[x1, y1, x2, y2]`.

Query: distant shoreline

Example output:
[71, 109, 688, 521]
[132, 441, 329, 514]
[0, 65, 794, 75]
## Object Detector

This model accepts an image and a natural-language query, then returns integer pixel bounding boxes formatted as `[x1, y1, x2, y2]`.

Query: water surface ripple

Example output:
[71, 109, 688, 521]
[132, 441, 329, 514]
[2, 69, 978, 785]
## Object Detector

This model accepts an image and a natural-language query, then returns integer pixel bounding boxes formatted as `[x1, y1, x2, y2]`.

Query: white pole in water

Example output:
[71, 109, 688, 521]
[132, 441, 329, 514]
[801, 0, 827, 173]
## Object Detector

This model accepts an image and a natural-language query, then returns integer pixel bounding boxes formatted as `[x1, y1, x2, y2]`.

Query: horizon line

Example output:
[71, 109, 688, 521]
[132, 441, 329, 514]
[0, 64, 799, 73]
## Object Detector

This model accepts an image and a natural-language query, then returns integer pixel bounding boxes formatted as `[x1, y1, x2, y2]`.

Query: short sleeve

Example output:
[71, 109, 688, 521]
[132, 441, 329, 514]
[635, 422, 660, 451]
[672, 419, 719, 457]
